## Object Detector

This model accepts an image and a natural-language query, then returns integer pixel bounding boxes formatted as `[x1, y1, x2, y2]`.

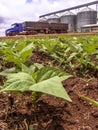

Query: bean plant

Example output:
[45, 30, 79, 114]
[0, 63, 72, 104]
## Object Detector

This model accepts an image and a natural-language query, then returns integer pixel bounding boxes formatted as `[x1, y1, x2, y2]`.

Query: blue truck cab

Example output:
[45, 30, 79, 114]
[5, 23, 23, 36]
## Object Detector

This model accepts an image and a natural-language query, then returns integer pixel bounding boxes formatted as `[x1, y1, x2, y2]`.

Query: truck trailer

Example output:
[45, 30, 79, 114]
[5, 21, 68, 36]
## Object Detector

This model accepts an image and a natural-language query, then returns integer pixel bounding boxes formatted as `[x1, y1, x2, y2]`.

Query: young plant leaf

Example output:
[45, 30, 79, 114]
[0, 72, 35, 92]
[36, 66, 72, 82]
[0, 67, 16, 76]
[29, 76, 72, 102]
[19, 43, 34, 63]
[0, 66, 72, 102]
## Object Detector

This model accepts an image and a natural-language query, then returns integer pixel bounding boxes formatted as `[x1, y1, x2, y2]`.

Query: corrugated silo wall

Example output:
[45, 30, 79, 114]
[60, 15, 76, 32]
[47, 18, 60, 23]
[77, 11, 97, 32]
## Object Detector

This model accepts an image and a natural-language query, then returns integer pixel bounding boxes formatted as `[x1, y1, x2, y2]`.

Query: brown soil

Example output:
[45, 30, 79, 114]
[0, 51, 98, 130]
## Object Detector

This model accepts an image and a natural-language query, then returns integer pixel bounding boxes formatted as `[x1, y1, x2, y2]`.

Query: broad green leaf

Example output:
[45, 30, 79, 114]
[69, 42, 83, 52]
[0, 67, 16, 77]
[34, 63, 44, 69]
[67, 52, 77, 62]
[83, 44, 96, 54]
[21, 63, 44, 74]
[29, 76, 72, 102]
[1, 72, 35, 92]
[3, 49, 21, 66]
[21, 64, 34, 75]
[36, 66, 72, 82]
[19, 43, 34, 63]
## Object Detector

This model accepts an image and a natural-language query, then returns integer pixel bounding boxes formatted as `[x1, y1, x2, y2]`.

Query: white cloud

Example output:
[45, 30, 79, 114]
[0, 0, 94, 20]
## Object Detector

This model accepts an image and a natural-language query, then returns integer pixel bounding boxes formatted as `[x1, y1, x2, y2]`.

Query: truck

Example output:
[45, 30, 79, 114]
[5, 21, 68, 36]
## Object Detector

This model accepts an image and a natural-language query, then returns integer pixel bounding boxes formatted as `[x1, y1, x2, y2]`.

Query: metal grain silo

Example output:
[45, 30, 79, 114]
[38, 17, 47, 22]
[60, 11, 76, 32]
[77, 7, 97, 31]
[47, 14, 59, 23]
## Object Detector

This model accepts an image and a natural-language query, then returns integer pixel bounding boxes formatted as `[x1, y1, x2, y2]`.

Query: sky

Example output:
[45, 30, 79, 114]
[0, 0, 96, 35]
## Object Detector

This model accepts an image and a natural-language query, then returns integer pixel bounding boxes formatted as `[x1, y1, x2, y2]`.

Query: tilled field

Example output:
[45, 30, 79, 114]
[0, 51, 98, 130]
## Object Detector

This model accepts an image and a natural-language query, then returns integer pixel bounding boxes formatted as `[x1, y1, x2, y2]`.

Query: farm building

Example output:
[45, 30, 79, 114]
[40, 1, 98, 32]
[81, 24, 98, 32]
[76, 7, 97, 32]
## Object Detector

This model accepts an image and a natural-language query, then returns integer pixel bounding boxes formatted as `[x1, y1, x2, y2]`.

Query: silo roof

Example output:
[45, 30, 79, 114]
[49, 14, 59, 19]
[39, 17, 47, 21]
[61, 11, 75, 16]
[80, 7, 95, 12]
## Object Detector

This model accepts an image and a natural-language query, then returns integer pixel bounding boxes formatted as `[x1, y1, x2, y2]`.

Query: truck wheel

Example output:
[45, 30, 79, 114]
[16, 31, 19, 35]
[11, 32, 16, 36]
[5, 34, 9, 36]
